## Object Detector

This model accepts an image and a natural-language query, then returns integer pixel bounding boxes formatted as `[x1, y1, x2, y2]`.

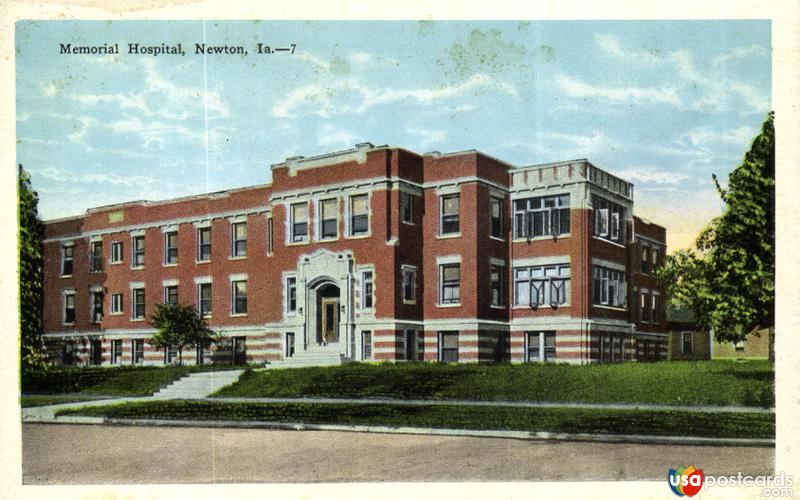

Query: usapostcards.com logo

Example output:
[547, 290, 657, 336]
[668, 465, 705, 497]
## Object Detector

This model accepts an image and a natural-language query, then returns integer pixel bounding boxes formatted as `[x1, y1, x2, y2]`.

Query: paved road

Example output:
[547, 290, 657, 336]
[23, 423, 774, 484]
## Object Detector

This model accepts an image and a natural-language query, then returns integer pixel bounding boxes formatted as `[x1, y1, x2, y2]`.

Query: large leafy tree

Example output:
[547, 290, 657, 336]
[19, 165, 45, 370]
[657, 113, 774, 345]
[149, 302, 217, 365]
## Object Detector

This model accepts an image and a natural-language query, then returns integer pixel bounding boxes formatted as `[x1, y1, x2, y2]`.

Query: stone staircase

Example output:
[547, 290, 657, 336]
[265, 345, 345, 369]
[152, 369, 244, 399]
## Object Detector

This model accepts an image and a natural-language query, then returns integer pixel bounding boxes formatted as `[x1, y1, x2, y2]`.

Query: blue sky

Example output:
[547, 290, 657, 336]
[15, 20, 771, 250]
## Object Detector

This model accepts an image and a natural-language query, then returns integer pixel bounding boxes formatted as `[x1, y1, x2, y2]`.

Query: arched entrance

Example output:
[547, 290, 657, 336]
[311, 280, 340, 345]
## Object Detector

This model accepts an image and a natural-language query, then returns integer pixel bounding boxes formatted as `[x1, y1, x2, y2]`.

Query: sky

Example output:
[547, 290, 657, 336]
[15, 20, 771, 250]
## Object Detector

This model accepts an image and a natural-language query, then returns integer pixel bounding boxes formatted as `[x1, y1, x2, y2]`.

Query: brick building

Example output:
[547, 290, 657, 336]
[41, 143, 668, 366]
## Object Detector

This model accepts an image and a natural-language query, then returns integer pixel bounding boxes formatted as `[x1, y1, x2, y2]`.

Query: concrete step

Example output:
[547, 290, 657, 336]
[153, 369, 244, 399]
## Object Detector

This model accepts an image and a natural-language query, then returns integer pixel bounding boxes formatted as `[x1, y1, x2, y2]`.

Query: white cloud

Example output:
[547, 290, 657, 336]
[679, 126, 758, 147]
[614, 167, 691, 185]
[712, 45, 769, 68]
[407, 127, 447, 149]
[317, 124, 357, 150]
[42, 83, 57, 97]
[37, 166, 158, 187]
[528, 130, 622, 160]
[351, 52, 373, 64]
[554, 74, 681, 106]
[594, 34, 625, 57]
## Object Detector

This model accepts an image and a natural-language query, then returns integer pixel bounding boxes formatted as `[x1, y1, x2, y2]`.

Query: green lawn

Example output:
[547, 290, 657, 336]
[56, 400, 774, 439]
[214, 360, 774, 407]
[22, 364, 241, 397]
[20, 394, 112, 407]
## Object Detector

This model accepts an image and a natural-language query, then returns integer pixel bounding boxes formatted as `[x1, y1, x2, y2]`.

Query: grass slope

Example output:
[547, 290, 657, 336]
[57, 400, 775, 439]
[215, 360, 774, 407]
[22, 365, 239, 397]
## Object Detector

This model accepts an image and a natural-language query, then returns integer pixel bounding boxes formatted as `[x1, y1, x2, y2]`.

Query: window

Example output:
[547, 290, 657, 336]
[132, 288, 145, 319]
[361, 331, 372, 360]
[132, 235, 145, 268]
[592, 266, 626, 308]
[232, 280, 247, 315]
[132, 339, 144, 364]
[402, 266, 416, 304]
[63, 291, 76, 324]
[319, 198, 338, 239]
[350, 194, 369, 236]
[164, 231, 178, 264]
[197, 227, 211, 262]
[641, 246, 650, 274]
[286, 277, 297, 313]
[291, 203, 308, 242]
[111, 293, 122, 314]
[267, 217, 274, 255]
[90, 241, 103, 272]
[593, 196, 623, 242]
[285, 332, 295, 358]
[490, 197, 503, 238]
[681, 331, 693, 354]
[361, 271, 374, 309]
[640, 292, 650, 322]
[61, 342, 75, 365]
[111, 339, 123, 365]
[405, 330, 416, 361]
[198, 283, 212, 318]
[440, 264, 461, 305]
[439, 332, 459, 362]
[164, 344, 177, 365]
[90, 291, 104, 323]
[164, 285, 178, 306]
[231, 222, 247, 257]
[490, 265, 505, 307]
[110, 241, 123, 264]
[651, 294, 660, 323]
[514, 264, 570, 307]
[61, 245, 74, 276]
[734, 340, 745, 351]
[513, 194, 570, 239]
[526, 331, 557, 362]
[652, 247, 659, 270]
[440, 194, 460, 235]
[401, 192, 414, 224]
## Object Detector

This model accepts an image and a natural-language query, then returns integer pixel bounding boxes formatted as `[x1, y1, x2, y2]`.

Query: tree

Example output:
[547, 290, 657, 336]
[657, 113, 774, 347]
[19, 165, 45, 371]
[148, 303, 217, 365]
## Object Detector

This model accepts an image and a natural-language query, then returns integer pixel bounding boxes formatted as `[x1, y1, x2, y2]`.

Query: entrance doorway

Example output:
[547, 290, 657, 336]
[90, 339, 102, 365]
[316, 283, 340, 345]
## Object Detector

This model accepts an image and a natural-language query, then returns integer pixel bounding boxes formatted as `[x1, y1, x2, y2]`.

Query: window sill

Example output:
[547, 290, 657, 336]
[437, 303, 462, 308]
[512, 233, 571, 243]
[62, 322, 75, 326]
[201, 315, 212, 320]
[60, 275, 73, 279]
[490, 305, 506, 309]
[402, 300, 417, 305]
[489, 236, 506, 242]
[401, 220, 416, 226]
[230, 313, 248, 318]
[130, 266, 144, 271]
[130, 318, 145, 322]
[361, 307, 375, 313]
[512, 303, 571, 310]
[89, 270, 104, 274]
[437, 233, 461, 240]
[287, 240, 310, 247]
[592, 236, 626, 249]
[346, 233, 371, 240]
[163, 263, 178, 267]
[317, 235, 340, 242]
[109, 261, 123, 266]
[228, 256, 247, 261]
[109, 312, 123, 316]
[195, 260, 211, 265]
[593, 304, 627, 311]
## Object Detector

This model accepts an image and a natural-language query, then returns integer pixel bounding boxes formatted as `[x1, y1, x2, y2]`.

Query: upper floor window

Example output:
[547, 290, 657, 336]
[231, 222, 247, 257]
[198, 283, 212, 318]
[513, 194, 570, 239]
[132, 287, 146, 319]
[286, 277, 297, 313]
[439, 264, 461, 305]
[640, 292, 650, 321]
[164, 285, 178, 306]
[110, 293, 123, 314]
[232, 280, 247, 315]
[291, 203, 309, 243]
[651, 294, 660, 323]
[651, 247, 659, 270]
[319, 199, 338, 240]
[164, 231, 178, 265]
[90, 241, 103, 272]
[132, 235, 145, 268]
[350, 195, 369, 236]
[440, 194, 460, 235]
[401, 192, 414, 224]
[361, 270, 374, 309]
[490, 264, 505, 307]
[593, 196, 623, 243]
[197, 227, 211, 262]
[641, 245, 650, 274]
[514, 264, 570, 307]
[110, 241, 123, 264]
[267, 217, 274, 255]
[90, 291, 104, 323]
[490, 197, 504, 239]
[593, 266, 626, 308]
[63, 290, 76, 324]
[61, 244, 74, 276]
[681, 331, 693, 354]
[402, 266, 417, 304]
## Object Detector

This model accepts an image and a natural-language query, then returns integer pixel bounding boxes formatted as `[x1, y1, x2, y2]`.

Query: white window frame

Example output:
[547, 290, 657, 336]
[400, 191, 414, 224]
[317, 198, 339, 240]
[163, 284, 178, 306]
[231, 277, 248, 316]
[90, 240, 103, 273]
[348, 194, 370, 237]
[439, 263, 461, 306]
[110, 241, 123, 264]
[592, 266, 626, 309]
[197, 282, 212, 319]
[131, 286, 146, 320]
[231, 221, 248, 258]
[164, 230, 178, 265]
[62, 289, 76, 325]
[439, 193, 460, 236]
[514, 264, 571, 308]
[490, 196, 504, 239]
[196, 226, 212, 263]
[61, 243, 74, 276]
[513, 194, 570, 239]
[402, 265, 417, 305]
[651, 293, 660, 323]
[490, 264, 505, 307]
[681, 331, 694, 354]
[290, 202, 309, 243]
[131, 235, 145, 269]
[361, 331, 372, 360]
[90, 289, 104, 323]
[285, 276, 297, 314]
[110, 293, 123, 315]
[267, 216, 274, 256]
[361, 270, 374, 310]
